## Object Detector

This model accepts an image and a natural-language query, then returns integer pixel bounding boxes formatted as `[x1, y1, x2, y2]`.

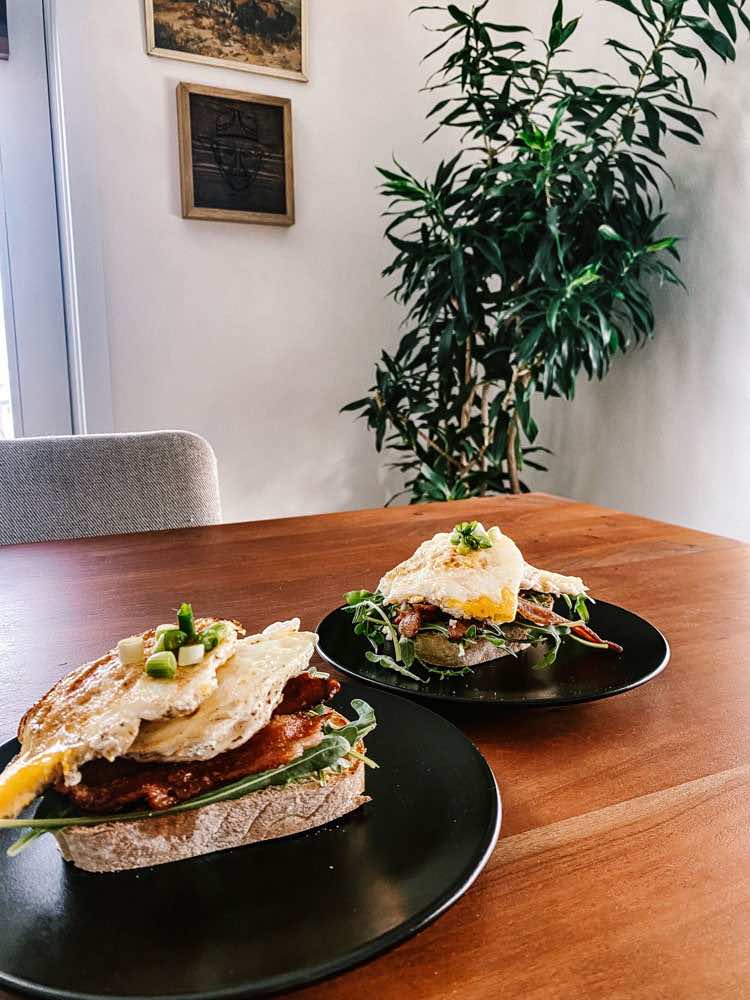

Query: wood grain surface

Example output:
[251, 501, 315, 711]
[1, 493, 748, 999]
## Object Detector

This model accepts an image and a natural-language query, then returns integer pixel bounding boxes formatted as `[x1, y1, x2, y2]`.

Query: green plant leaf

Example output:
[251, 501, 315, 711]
[340, 397, 371, 413]
[602, 0, 641, 14]
[646, 237, 678, 252]
[344, 0, 732, 504]
[683, 16, 736, 60]
[707, 0, 737, 41]
[658, 105, 704, 135]
[639, 99, 662, 151]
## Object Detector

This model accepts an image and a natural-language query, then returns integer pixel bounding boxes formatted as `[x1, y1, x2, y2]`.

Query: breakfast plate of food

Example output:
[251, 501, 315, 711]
[317, 522, 669, 706]
[0, 603, 500, 999]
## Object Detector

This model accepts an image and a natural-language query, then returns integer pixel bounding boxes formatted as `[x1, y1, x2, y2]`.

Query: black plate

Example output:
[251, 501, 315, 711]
[0, 683, 499, 1000]
[317, 601, 669, 706]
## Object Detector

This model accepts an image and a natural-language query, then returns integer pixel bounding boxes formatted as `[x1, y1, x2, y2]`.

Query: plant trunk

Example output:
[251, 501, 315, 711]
[459, 335, 476, 477]
[506, 416, 521, 495]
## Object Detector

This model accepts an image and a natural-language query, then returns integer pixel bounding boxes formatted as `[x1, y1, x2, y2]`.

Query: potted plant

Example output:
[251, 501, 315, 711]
[344, 0, 747, 500]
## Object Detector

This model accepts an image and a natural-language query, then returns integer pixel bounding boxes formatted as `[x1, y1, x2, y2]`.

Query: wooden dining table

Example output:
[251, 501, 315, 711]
[1, 492, 748, 1000]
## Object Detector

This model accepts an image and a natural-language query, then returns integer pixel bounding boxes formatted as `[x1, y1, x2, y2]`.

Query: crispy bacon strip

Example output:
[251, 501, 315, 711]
[447, 619, 470, 641]
[395, 610, 421, 639]
[55, 672, 342, 814]
[445, 618, 488, 641]
[273, 672, 340, 715]
[55, 710, 335, 814]
[516, 597, 623, 654]
[395, 602, 442, 638]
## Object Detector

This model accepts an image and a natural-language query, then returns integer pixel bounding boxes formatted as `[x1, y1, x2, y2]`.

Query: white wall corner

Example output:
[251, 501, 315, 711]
[43, 0, 113, 434]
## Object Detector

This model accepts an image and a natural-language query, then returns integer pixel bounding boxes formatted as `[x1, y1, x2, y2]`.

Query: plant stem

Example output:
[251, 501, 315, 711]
[526, 47, 553, 123]
[479, 383, 490, 474]
[501, 361, 531, 496]
[608, 10, 679, 155]
[459, 335, 477, 476]
[459, 335, 474, 432]
[376, 393, 463, 470]
[410, 419, 465, 471]
[419, 429, 463, 469]
[506, 415, 521, 495]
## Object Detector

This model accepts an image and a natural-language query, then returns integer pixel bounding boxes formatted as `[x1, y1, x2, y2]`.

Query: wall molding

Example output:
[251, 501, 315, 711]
[43, 0, 113, 434]
[0, 145, 25, 436]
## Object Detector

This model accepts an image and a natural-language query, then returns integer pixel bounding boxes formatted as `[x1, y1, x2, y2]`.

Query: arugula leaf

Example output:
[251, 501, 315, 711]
[530, 626, 564, 668]
[569, 634, 609, 650]
[417, 622, 451, 637]
[574, 593, 591, 622]
[400, 637, 416, 669]
[344, 591, 408, 665]
[324, 698, 378, 745]
[6, 790, 76, 858]
[419, 661, 474, 680]
[365, 651, 422, 682]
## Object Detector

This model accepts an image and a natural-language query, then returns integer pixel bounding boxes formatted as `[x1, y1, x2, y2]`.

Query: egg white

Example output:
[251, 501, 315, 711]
[0, 621, 238, 819]
[129, 619, 318, 762]
[378, 528, 525, 623]
[521, 564, 587, 596]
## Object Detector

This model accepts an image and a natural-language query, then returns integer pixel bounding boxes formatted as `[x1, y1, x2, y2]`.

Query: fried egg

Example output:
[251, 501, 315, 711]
[129, 619, 318, 762]
[378, 526, 525, 623]
[0, 620, 238, 819]
[521, 564, 587, 596]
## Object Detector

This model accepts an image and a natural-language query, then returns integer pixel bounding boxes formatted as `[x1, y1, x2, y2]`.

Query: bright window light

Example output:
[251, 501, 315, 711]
[0, 276, 13, 439]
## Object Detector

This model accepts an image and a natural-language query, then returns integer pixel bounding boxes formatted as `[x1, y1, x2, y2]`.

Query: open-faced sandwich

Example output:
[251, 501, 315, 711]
[0, 604, 375, 872]
[345, 521, 621, 682]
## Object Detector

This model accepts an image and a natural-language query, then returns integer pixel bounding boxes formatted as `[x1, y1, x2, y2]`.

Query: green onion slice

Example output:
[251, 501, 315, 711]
[177, 602, 195, 638]
[145, 651, 177, 679]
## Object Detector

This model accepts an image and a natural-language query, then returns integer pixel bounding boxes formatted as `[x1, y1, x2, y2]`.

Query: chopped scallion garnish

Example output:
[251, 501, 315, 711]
[160, 628, 187, 652]
[178, 643, 205, 667]
[178, 602, 195, 638]
[198, 621, 232, 652]
[345, 589, 373, 605]
[117, 635, 144, 665]
[145, 651, 177, 679]
[449, 521, 493, 554]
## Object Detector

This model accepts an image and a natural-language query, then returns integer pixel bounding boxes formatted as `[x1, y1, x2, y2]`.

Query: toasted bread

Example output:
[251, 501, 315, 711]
[413, 633, 528, 668]
[55, 754, 368, 873]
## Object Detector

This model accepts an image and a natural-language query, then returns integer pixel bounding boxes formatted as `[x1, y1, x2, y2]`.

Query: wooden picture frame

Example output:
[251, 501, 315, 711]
[177, 82, 294, 227]
[145, 1, 308, 83]
[0, 0, 8, 61]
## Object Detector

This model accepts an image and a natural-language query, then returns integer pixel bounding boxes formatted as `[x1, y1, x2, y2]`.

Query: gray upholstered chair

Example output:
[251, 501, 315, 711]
[0, 431, 222, 545]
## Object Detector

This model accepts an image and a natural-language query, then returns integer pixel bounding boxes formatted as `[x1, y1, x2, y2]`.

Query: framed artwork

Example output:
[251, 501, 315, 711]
[145, 1, 308, 83]
[177, 82, 294, 226]
[0, 1, 8, 61]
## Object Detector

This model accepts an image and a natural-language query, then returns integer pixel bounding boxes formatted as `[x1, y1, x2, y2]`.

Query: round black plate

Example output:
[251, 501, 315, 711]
[317, 601, 669, 706]
[0, 683, 499, 1000]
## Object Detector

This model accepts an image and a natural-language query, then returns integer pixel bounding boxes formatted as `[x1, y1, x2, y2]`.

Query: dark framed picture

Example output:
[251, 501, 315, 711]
[0, 0, 9, 61]
[177, 82, 294, 226]
[146, 0, 308, 83]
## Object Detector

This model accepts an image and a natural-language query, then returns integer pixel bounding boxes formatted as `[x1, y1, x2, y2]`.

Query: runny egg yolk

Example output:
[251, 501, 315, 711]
[0, 752, 62, 819]
[445, 588, 518, 623]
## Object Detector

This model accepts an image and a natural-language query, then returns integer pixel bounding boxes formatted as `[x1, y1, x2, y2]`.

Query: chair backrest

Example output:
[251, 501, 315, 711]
[0, 431, 222, 545]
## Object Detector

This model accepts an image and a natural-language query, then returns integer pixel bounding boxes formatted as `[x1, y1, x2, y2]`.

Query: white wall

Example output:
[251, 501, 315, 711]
[55, 0, 461, 523]
[0, 0, 72, 436]
[519, 3, 750, 543]
[56, 2, 750, 537]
